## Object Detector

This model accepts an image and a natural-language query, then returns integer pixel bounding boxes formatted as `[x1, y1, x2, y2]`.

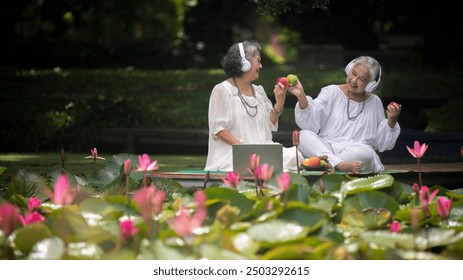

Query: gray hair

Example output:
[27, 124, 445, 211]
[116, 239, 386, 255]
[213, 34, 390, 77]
[349, 56, 383, 93]
[221, 40, 261, 77]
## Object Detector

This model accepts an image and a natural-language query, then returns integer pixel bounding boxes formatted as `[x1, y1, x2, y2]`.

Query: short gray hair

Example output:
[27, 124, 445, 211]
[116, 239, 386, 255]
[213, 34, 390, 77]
[221, 40, 261, 77]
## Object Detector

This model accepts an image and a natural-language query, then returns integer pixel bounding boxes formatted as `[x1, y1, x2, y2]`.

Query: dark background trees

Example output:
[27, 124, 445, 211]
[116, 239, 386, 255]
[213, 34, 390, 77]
[1, 0, 462, 69]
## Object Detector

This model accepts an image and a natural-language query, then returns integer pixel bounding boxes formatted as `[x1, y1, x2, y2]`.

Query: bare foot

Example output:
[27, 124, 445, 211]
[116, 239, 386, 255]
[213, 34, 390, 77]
[336, 161, 362, 173]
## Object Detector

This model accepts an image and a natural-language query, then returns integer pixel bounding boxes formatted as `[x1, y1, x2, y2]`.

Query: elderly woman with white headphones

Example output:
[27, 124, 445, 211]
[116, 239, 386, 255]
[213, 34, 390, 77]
[204, 40, 303, 172]
[289, 56, 402, 173]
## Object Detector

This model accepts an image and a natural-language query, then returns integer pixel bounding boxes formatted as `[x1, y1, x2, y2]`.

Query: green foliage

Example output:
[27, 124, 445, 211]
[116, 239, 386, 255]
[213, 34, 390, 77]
[255, 0, 329, 15]
[7, 170, 48, 201]
[1, 157, 462, 260]
[2, 67, 462, 152]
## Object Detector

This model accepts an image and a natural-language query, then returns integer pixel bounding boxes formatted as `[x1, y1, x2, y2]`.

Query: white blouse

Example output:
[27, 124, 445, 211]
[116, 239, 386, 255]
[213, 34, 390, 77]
[295, 84, 400, 153]
[205, 81, 300, 172]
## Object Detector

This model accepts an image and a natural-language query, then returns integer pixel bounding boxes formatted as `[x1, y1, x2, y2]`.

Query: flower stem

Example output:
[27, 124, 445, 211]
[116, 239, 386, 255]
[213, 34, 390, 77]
[417, 158, 423, 187]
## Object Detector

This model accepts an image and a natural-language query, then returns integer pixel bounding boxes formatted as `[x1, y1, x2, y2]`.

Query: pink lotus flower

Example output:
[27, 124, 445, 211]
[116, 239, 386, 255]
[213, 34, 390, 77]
[45, 174, 78, 206]
[420, 186, 439, 204]
[168, 190, 207, 237]
[256, 163, 274, 183]
[124, 159, 132, 176]
[292, 130, 300, 146]
[250, 154, 260, 171]
[389, 220, 401, 233]
[419, 186, 438, 217]
[222, 172, 240, 189]
[28, 197, 41, 212]
[0, 202, 21, 236]
[20, 211, 44, 226]
[135, 154, 158, 172]
[133, 185, 166, 221]
[85, 147, 106, 161]
[436, 197, 452, 220]
[120, 219, 139, 240]
[406, 141, 428, 159]
[277, 172, 291, 192]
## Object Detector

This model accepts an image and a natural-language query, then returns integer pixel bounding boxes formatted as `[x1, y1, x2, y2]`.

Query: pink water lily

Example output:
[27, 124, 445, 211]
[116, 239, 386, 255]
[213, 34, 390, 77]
[406, 141, 428, 159]
[124, 159, 132, 176]
[277, 172, 291, 192]
[436, 197, 452, 220]
[419, 186, 438, 217]
[45, 174, 78, 206]
[85, 147, 106, 161]
[420, 186, 439, 205]
[256, 163, 274, 183]
[292, 130, 300, 146]
[168, 190, 207, 237]
[20, 211, 44, 226]
[250, 153, 260, 171]
[389, 220, 401, 233]
[133, 185, 166, 221]
[0, 202, 21, 236]
[119, 219, 139, 240]
[222, 172, 240, 189]
[135, 153, 158, 172]
[27, 197, 41, 212]
[407, 141, 429, 189]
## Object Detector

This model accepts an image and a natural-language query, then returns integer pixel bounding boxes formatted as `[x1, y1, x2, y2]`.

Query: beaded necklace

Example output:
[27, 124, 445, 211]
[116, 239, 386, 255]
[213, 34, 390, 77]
[346, 90, 366, 121]
[233, 77, 257, 117]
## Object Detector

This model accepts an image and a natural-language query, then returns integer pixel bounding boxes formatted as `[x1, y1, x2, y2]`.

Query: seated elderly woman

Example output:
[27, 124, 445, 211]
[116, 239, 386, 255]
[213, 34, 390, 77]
[204, 40, 303, 172]
[288, 56, 402, 173]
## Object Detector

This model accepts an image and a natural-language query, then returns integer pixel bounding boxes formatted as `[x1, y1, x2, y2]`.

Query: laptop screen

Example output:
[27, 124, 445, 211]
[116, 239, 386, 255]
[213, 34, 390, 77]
[232, 143, 283, 174]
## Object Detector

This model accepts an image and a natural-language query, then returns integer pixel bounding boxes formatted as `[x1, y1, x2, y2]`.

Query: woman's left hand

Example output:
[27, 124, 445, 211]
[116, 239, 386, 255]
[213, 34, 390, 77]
[386, 101, 401, 127]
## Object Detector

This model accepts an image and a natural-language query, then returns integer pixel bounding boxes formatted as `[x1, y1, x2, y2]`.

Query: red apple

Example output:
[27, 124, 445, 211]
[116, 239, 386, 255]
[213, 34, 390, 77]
[276, 77, 289, 89]
[389, 101, 398, 107]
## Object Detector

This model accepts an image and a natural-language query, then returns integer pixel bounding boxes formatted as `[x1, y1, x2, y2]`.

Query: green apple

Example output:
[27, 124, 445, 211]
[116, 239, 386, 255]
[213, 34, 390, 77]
[320, 160, 326, 166]
[287, 74, 298, 86]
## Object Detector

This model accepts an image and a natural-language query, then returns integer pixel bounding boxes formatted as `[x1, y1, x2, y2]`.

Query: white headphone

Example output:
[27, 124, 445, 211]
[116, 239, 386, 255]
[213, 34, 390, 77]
[238, 42, 251, 72]
[345, 58, 382, 92]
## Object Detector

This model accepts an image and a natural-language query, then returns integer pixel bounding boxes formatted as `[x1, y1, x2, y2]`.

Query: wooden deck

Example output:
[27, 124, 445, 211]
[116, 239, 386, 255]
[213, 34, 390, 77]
[150, 162, 463, 189]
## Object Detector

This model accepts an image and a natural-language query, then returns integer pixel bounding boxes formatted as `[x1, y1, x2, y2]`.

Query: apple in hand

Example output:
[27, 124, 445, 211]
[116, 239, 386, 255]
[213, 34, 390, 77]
[287, 74, 298, 86]
[389, 101, 398, 107]
[276, 77, 289, 89]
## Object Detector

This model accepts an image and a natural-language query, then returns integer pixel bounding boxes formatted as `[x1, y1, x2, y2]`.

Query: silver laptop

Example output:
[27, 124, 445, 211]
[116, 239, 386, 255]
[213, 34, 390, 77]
[232, 143, 283, 174]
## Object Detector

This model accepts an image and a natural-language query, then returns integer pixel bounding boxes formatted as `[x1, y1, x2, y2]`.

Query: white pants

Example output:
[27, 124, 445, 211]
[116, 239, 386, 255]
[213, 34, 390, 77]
[298, 130, 384, 172]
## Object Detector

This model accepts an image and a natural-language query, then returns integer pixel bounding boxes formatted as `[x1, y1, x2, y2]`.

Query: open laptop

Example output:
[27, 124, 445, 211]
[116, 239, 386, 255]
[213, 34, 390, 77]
[232, 143, 283, 174]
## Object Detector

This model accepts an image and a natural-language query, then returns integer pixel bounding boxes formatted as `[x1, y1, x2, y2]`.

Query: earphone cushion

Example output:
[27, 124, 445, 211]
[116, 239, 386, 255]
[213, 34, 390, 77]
[365, 81, 377, 92]
[241, 59, 251, 72]
[345, 61, 354, 75]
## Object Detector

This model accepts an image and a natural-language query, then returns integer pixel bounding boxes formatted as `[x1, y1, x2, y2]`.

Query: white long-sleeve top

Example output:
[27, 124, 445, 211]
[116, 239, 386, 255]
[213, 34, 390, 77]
[295, 85, 400, 156]
[205, 81, 300, 172]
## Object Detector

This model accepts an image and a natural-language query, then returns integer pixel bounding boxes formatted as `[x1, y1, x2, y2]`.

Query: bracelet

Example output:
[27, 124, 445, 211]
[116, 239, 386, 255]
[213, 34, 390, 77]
[272, 107, 284, 117]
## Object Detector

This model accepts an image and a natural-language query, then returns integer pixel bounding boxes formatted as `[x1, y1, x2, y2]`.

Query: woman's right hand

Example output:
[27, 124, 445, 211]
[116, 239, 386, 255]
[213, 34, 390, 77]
[288, 79, 309, 109]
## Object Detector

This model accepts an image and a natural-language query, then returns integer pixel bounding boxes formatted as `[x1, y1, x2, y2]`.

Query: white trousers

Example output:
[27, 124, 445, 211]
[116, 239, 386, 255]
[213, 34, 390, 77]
[298, 130, 384, 172]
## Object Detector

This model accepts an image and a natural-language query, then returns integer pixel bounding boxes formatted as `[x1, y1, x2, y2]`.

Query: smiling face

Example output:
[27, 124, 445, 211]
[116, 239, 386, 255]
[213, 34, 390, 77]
[346, 63, 371, 94]
[244, 50, 262, 81]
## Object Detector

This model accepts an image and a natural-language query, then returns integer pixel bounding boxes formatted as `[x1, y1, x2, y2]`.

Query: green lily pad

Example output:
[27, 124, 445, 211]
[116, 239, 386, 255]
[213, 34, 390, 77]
[340, 208, 391, 230]
[341, 174, 394, 195]
[13, 223, 53, 255]
[247, 220, 309, 247]
[28, 237, 65, 260]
